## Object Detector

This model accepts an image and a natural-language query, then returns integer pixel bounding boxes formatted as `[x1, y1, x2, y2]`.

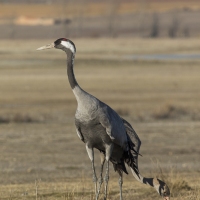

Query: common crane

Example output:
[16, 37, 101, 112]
[37, 38, 170, 200]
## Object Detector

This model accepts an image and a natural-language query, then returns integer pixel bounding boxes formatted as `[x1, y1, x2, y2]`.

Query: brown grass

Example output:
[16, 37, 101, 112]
[0, 38, 199, 199]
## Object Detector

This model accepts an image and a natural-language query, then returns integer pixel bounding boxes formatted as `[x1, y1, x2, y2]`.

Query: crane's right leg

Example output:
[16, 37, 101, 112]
[86, 145, 98, 200]
[96, 153, 105, 199]
[104, 144, 113, 200]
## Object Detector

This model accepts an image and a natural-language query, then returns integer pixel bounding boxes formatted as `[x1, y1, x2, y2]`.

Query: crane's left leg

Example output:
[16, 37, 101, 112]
[85, 145, 98, 199]
[118, 170, 123, 200]
[104, 144, 113, 200]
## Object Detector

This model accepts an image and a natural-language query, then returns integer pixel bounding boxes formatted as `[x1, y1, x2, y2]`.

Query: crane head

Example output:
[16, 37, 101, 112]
[37, 38, 76, 54]
[154, 178, 170, 200]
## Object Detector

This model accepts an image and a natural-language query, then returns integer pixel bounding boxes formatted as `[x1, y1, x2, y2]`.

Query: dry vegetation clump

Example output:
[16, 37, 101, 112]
[157, 165, 193, 199]
[12, 113, 36, 123]
[152, 103, 195, 121]
[0, 113, 41, 123]
[168, 174, 192, 196]
[152, 103, 186, 119]
[168, 176, 195, 199]
[0, 116, 9, 123]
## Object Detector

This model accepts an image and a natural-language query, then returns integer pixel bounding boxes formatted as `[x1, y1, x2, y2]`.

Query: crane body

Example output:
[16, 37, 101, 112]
[37, 38, 170, 200]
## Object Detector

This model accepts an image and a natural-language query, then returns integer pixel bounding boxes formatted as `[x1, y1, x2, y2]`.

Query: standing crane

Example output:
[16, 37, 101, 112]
[37, 38, 170, 200]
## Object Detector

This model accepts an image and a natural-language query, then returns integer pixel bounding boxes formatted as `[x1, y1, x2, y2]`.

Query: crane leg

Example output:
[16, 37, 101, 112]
[104, 160, 109, 200]
[91, 160, 98, 198]
[96, 153, 105, 199]
[118, 170, 123, 200]
[85, 145, 98, 199]
[104, 144, 113, 200]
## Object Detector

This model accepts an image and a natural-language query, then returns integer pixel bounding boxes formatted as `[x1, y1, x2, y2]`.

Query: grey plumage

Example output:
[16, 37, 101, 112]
[37, 38, 170, 200]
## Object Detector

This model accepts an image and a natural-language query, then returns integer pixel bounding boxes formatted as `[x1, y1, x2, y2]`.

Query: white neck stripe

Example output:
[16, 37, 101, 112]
[61, 41, 75, 54]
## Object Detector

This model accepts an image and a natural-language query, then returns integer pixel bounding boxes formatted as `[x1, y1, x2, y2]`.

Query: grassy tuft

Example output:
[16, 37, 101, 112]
[152, 103, 189, 120]
[0, 113, 41, 124]
[12, 113, 38, 123]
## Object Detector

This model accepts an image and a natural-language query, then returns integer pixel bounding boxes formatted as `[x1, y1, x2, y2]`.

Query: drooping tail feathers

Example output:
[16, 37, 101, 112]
[124, 150, 140, 179]
[111, 150, 139, 177]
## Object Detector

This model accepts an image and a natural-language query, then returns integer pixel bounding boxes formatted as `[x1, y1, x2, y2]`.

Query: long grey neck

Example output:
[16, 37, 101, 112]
[66, 50, 78, 89]
[65, 49, 89, 105]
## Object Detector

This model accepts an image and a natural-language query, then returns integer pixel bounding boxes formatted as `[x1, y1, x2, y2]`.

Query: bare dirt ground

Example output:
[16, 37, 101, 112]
[0, 38, 200, 199]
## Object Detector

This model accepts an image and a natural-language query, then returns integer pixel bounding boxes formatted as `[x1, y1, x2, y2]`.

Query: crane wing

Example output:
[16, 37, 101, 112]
[121, 117, 141, 178]
[98, 104, 128, 150]
[75, 119, 85, 142]
[121, 117, 141, 157]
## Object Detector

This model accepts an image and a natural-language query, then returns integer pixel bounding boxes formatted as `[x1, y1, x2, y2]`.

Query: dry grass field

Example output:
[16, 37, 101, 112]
[0, 38, 200, 199]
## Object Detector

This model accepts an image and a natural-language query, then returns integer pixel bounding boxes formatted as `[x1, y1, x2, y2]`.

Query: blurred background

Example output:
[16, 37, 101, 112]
[0, 0, 200, 199]
[0, 0, 200, 39]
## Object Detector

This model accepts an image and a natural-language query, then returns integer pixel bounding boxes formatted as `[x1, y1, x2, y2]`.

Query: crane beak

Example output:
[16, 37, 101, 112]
[37, 43, 54, 50]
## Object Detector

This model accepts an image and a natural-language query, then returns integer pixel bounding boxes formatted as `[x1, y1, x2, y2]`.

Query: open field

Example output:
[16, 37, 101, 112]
[0, 38, 200, 199]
